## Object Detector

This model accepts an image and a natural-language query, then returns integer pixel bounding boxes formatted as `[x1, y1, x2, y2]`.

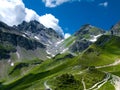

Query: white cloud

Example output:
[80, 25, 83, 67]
[39, 14, 64, 36]
[42, 0, 70, 8]
[0, 0, 64, 36]
[99, 2, 108, 7]
[64, 33, 71, 39]
[0, 0, 26, 26]
[42, 0, 95, 8]
[25, 8, 39, 22]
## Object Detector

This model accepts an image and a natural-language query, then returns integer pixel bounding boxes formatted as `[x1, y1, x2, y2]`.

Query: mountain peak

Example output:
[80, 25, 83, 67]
[74, 24, 105, 36]
[79, 24, 93, 31]
[18, 20, 45, 30]
[111, 21, 120, 30]
[111, 21, 120, 36]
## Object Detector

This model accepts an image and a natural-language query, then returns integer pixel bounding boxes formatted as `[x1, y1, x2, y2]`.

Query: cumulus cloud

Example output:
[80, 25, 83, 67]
[0, 0, 26, 25]
[42, 0, 70, 7]
[39, 14, 64, 36]
[64, 33, 71, 39]
[99, 2, 108, 7]
[25, 8, 39, 22]
[0, 0, 64, 36]
[42, 0, 95, 8]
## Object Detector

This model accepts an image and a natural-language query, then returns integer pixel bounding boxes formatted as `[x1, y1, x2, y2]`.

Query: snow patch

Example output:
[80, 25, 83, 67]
[51, 54, 55, 57]
[47, 56, 51, 59]
[24, 32, 28, 35]
[46, 50, 55, 57]
[48, 40, 52, 44]
[11, 62, 14, 66]
[22, 34, 26, 38]
[46, 50, 51, 55]
[89, 34, 102, 42]
[60, 48, 68, 54]
[16, 52, 20, 59]
[56, 40, 64, 45]
[34, 36, 39, 40]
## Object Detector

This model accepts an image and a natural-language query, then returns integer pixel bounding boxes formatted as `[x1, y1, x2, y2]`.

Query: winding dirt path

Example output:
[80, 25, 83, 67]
[82, 73, 110, 90]
[44, 81, 52, 90]
[82, 77, 87, 90]
[96, 60, 120, 69]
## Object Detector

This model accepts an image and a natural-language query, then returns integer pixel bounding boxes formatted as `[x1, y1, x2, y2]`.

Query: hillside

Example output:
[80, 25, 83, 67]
[0, 21, 63, 80]
[0, 21, 120, 90]
[0, 35, 119, 90]
[49, 24, 106, 55]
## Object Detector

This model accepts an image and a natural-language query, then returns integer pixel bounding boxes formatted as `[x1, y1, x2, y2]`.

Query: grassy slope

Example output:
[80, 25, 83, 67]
[79, 35, 120, 66]
[98, 81, 115, 90]
[60, 35, 76, 48]
[0, 35, 120, 90]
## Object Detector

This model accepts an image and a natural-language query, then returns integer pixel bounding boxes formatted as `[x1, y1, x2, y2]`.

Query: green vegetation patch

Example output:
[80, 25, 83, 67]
[50, 73, 83, 90]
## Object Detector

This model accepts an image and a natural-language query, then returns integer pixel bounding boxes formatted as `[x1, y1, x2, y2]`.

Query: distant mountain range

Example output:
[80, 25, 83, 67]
[0, 20, 120, 90]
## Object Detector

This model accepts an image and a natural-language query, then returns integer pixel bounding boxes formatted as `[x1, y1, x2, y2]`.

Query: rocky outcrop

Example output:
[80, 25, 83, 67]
[111, 22, 120, 36]
[69, 24, 105, 52]
[69, 40, 92, 52]
[16, 20, 63, 45]
[0, 21, 46, 60]
[0, 20, 65, 60]
[74, 24, 105, 37]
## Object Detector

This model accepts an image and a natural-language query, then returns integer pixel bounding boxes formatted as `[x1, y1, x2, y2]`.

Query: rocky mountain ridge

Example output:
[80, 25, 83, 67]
[69, 24, 105, 52]
[0, 20, 66, 60]
[15, 20, 63, 45]
[111, 21, 120, 36]
[1, 20, 120, 60]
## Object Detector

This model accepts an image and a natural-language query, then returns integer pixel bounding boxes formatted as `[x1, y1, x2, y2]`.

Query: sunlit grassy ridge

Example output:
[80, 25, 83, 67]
[79, 35, 120, 66]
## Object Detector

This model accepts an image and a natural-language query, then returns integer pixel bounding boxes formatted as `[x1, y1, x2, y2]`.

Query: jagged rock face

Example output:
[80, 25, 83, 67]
[111, 22, 120, 36]
[0, 21, 47, 60]
[0, 21, 13, 30]
[69, 40, 92, 52]
[0, 20, 65, 60]
[0, 21, 52, 78]
[16, 20, 63, 45]
[69, 24, 105, 52]
[0, 31, 45, 50]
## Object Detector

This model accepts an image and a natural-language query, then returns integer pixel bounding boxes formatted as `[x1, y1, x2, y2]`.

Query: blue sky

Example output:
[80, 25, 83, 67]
[22, 0, 120, 34]
[0, 0, 120, 38]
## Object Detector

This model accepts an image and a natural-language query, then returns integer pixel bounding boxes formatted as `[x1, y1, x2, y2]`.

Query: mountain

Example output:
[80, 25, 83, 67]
[15, 20, 64, 58]
[0, 21, 49, 60]
[54, 24, 105, 55]
[16, 20, 63, 45]
[0, 21, 64, 79]
[111, 22, 120, 36]
[0, 21, 120, 90]
[0, 20, 64, 60]
[0, 35, 119, 90]
[69, 24, 105, 52]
